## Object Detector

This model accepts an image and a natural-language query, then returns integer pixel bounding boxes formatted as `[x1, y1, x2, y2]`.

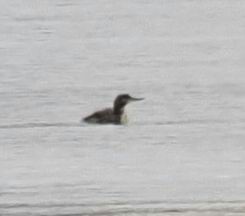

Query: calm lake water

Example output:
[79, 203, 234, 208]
[1, 0, 245, 215]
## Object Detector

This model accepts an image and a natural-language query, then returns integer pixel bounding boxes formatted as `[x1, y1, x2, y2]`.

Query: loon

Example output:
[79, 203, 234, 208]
[83, 94, 144, 124]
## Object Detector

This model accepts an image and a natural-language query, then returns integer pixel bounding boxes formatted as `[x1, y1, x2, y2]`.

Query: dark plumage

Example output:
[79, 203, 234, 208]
[83, 94, 144, 124]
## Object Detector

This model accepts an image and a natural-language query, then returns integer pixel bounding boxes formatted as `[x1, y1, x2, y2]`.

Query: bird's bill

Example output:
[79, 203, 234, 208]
[129, 96, 144, 101]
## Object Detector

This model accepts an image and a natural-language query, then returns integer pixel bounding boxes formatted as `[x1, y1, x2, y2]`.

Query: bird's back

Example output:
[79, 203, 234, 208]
[83, 108, 121, 124]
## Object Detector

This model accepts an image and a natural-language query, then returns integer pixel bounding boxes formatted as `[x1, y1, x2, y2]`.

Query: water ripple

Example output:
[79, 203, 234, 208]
[0, 122, 82, 129]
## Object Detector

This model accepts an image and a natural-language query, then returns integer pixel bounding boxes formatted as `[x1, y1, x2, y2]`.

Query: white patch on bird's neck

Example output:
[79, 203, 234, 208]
[120, 113, 128, 124]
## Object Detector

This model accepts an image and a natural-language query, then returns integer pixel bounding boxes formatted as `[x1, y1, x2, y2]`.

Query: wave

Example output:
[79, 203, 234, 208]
[0, 199, 244, 215]
[0, 122, 82, 129]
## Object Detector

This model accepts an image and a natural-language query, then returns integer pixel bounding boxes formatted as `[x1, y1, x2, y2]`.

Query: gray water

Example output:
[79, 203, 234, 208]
[1, 0, 245, 215]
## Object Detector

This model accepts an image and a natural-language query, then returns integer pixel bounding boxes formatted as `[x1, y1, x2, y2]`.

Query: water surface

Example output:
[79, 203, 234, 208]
[1, 0, 245, 215]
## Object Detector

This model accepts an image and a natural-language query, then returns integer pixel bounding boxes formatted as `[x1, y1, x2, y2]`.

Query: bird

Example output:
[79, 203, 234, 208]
[83, 94, 144, 124]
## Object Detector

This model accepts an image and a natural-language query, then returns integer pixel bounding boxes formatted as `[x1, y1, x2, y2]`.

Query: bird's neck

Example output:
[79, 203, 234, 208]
[113, 105, 125, 115]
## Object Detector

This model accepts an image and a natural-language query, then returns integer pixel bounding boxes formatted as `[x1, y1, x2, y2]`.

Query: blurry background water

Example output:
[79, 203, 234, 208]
[1, 0, 245, 215]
